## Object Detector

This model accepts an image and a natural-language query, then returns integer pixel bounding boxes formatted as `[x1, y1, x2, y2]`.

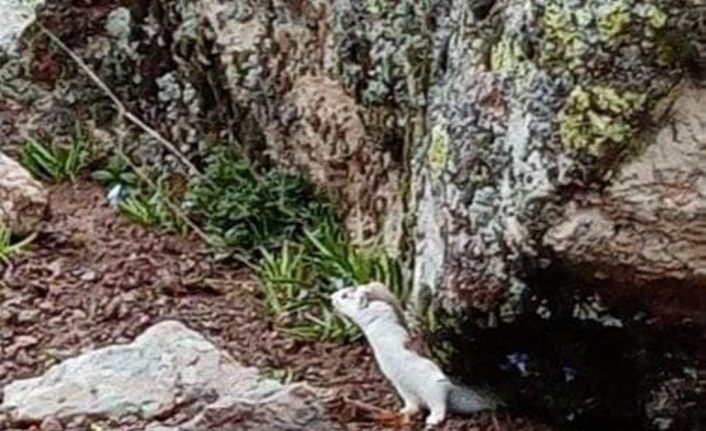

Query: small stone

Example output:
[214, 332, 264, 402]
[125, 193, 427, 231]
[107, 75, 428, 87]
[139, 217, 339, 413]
[79, 270, 97, 282]
[40, 416, 63, 431]
[70, 309, 88, 320]
[1, 321, 340, 429]
[14, 335, 39, 347]
[17, 310, 40, 324]
[0, 152, 49, 235]
[0, 308, 13, 323]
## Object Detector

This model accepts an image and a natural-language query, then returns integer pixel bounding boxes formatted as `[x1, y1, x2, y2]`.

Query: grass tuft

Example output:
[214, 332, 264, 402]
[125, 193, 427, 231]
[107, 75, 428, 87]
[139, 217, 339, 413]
[0, 223, 35, 264]
[20, 126, 92, 182]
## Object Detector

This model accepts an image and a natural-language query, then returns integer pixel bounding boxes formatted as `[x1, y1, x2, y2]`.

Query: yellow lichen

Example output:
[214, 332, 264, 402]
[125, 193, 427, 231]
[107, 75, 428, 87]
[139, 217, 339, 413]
[541, 2, 590, 71]
[559, 85, 647, 157]
[598, 1, 631, 38]
[490, 36, 525, 74]
[366, 0, 386, 15]
[428, 125, 449, 177]
[543, 3, 577, 45]
[645, 4, 668, 29]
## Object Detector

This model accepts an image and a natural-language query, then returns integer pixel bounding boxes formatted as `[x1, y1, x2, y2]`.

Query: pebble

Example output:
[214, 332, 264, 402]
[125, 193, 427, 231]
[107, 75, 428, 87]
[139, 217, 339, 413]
[14, 335, 39, 347]
[0, 308, 13, 323]
[17, 309, 40, 324]
[40, 416, 63, 431]
[79, 269, 97, 282]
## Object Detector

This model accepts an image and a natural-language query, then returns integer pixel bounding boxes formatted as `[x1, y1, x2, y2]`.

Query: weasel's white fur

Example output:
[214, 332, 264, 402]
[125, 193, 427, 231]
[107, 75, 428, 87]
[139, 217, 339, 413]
[331, 282, 498, 427]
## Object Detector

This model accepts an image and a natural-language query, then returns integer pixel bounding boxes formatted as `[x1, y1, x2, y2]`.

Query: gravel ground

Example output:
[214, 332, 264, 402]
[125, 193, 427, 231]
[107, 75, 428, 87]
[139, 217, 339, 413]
[0, 181, 552, 431]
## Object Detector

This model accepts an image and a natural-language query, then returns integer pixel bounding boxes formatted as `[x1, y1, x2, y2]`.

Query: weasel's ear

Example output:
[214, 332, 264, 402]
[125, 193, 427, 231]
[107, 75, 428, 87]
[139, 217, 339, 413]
[357, 289, 370, 308]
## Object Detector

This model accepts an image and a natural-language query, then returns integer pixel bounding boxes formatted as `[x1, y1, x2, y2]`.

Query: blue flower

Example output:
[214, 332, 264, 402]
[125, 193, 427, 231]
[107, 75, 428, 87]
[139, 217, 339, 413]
[562, 366, 578, 383]
[107, 184, 126, 207]
[503, 352, 530, 376]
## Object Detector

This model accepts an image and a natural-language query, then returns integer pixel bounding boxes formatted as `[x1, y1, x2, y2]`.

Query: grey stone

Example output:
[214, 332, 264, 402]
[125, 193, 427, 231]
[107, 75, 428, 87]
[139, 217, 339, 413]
[0, 0, 44, 54]
[39, 416, 63, 431]
[1, 321, 340, 430]
[0, 152, 49, 235]
[544, 83, 706, 320]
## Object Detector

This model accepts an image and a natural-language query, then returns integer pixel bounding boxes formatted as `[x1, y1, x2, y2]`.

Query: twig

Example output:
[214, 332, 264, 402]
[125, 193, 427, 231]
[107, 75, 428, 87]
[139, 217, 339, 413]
[38, 25, 203, 178]
[342, 397, 388, 414]
[113, 146, 216, 246]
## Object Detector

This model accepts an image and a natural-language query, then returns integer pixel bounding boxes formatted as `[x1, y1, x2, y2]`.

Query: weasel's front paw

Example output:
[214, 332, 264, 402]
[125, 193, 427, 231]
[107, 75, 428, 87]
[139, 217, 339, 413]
[424, 412, 446, 428]
[400, 404, 421, 417]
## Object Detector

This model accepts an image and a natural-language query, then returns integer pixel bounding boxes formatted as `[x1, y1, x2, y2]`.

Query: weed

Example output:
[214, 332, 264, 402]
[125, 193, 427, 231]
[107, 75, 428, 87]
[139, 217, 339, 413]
[118, 185, 186, 234]
[0, 224, 35, 264]
[185, 148, 333, 254]
[257, 241, 361, 342]
[91, 154, 138, 188]
[258, 242, 311, 316]
[255, 219, 407, 342]
[20, 137, 90, 182]
[305, 219, 407, 302]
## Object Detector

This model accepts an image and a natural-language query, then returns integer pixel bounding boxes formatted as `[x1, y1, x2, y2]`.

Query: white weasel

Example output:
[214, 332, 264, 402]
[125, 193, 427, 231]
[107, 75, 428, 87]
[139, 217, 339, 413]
[331, 282, 498, 427]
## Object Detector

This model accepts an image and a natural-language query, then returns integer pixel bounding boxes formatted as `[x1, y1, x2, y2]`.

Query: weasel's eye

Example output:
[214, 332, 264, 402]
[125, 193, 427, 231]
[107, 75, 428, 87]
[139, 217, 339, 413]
[341, 292, 349, 299]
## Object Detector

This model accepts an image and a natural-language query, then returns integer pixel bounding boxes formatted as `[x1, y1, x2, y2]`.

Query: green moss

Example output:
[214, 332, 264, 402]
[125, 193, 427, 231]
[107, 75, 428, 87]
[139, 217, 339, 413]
[559, 85, 647, 157]
[427, 124, 449, 178]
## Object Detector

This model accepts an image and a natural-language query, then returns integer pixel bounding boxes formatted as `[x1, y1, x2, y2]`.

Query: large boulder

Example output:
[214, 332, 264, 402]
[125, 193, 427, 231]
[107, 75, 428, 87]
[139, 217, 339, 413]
[0, 152, 48, 235]
[0, 320, 341, 430]
[411, 0, 702, 315]
[4, 0, 701, 314]
[0, 0, 43, 54]
[544, 83, 706, 322]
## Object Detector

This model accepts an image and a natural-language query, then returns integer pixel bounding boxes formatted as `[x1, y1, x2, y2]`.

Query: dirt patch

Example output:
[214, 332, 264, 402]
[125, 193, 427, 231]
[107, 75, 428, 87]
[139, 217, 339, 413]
[0, 181, 551, 431]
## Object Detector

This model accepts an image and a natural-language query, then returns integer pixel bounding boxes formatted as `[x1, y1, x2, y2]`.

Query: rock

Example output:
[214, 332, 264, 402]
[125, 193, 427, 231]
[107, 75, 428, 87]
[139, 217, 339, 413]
[0, 0, 44, 54]
[544, 83, 706, 321]
[0, 152, 49, 235]
[0, 321, 340, 430]
[147, 385, 341, 431]
[16, 310, 39, 324]
[411, 1, 699, 315]
[39, 416, 62, 431]
[265, 75, 403, 247]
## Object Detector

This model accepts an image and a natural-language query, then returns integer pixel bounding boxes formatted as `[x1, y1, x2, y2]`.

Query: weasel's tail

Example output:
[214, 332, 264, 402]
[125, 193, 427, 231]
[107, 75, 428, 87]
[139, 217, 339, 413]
[447, 384, 503, 414]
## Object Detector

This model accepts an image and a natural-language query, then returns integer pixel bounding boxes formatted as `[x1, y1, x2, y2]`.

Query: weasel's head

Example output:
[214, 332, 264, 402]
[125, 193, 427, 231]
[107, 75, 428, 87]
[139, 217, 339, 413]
[331, 286, 369, 319]
[331, 282, 405, 323]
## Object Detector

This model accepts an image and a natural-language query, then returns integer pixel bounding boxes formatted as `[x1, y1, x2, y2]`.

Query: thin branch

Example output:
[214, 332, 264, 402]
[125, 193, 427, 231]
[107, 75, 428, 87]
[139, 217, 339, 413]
[113, 145, 216, 246]
[38, 25, 203, 178]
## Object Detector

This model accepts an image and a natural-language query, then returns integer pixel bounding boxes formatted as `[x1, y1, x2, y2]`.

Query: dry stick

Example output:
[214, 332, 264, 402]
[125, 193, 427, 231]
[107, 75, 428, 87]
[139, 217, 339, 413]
[113, 146, 216, 246]
[38, 25, 214, 245]
[38, 25, 203, 178]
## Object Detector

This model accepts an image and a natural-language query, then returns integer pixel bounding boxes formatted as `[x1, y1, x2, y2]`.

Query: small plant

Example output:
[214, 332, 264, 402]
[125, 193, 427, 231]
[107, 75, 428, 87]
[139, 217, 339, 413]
[91, 154, 138, 188]
[118, 185, 186, 234]
[305, 218, 407, 302]
[20, 137, 90, 182]
[255, 218, 407, 342]
[258, 242, 310, 316]
[261, 367, 297, 385]
[0, 224, 35, 264]
[257, 241, 361, 342]
[186, 148, 333, 254]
